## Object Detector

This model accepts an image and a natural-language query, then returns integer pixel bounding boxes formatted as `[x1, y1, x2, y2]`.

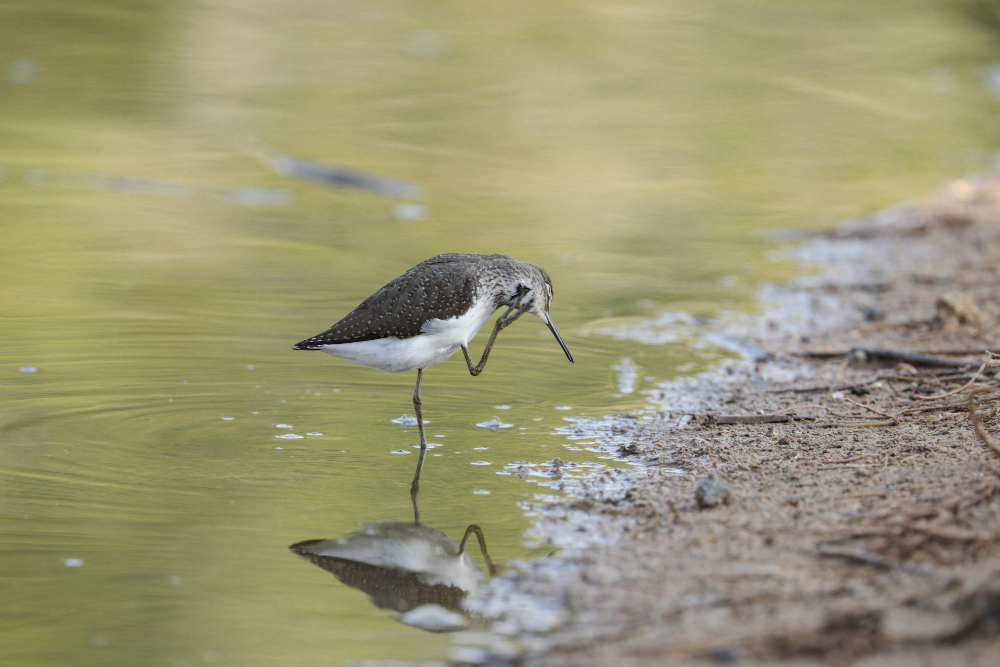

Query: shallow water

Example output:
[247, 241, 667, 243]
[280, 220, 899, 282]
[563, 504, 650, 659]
[1, 1, 997, 664]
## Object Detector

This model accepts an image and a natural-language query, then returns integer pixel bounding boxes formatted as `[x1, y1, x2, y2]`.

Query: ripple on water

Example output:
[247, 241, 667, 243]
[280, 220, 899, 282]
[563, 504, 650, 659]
[475, 417, 512, 430]
[391, 414, 428, 426]
[389, 449, 410, 455]
[275, 434, 304, 439]
[470, 461, 491, 466]
[276, 423, 293, 428]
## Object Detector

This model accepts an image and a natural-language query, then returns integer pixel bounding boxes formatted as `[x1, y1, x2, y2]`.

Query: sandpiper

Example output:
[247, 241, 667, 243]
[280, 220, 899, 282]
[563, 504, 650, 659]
[294, 253, 574, 496]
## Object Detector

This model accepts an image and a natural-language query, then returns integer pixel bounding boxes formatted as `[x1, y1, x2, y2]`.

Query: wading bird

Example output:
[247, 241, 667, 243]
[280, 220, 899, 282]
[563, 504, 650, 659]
[294, 253, 574, 499]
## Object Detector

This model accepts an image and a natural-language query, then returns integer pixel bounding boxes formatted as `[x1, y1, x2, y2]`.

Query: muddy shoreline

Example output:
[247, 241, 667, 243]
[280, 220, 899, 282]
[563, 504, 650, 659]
[458, 176, 1000, 665]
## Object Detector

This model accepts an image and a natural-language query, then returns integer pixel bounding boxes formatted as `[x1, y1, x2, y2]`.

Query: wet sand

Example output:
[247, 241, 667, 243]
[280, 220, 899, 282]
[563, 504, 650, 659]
[462, 176, 1000, 665]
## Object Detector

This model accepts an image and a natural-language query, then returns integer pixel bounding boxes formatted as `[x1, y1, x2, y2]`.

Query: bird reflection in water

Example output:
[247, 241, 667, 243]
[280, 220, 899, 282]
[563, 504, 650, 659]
[289, 449, 496, 631]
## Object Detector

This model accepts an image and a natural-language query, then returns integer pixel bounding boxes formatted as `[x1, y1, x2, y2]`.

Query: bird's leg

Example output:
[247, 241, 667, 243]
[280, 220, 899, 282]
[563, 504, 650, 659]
[410, 444, 426, 524]
[461, 321, 502, 377]
[462, 289, 529, 377]
[412, 367, 427, 449]
[458, 524, 497, 576]
[409, 368, 427, 523]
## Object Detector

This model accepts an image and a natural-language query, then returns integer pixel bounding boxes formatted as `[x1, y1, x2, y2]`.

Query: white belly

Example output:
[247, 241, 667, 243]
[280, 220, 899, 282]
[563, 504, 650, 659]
[320, 298, 497, 373]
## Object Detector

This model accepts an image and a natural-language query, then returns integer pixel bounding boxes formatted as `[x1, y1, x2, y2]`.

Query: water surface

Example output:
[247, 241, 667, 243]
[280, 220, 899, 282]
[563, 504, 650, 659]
[2, 1, 998, 664]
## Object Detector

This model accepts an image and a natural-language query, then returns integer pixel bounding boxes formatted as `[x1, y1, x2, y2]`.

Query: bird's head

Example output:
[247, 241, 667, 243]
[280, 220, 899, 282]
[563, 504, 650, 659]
[508, 264, 573, 363]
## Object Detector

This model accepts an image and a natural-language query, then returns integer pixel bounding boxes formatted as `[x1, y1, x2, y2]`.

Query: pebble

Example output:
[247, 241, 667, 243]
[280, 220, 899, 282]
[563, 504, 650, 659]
[695, 474, 732, 509]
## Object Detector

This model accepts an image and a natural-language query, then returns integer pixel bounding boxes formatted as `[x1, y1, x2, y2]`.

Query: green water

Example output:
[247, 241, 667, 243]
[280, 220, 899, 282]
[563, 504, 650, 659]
[2, 1, 997, 664]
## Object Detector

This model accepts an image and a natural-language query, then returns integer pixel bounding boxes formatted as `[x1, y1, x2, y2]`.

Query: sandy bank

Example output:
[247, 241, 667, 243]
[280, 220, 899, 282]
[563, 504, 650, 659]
[460, 176, 1000, 666]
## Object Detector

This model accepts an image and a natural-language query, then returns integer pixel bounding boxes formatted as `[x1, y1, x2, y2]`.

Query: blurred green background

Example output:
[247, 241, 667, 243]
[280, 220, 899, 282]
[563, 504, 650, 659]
[2, 1, 999, 665]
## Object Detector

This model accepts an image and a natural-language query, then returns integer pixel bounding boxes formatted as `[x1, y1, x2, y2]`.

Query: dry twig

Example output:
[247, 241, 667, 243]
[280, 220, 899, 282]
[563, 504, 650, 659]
[709, 414, 791, 425]
[769, 379, 881, 394]
[968, 392, 1000, 459]
[907, 524, 995, 543]
[902, 392, 1000, 415]
[850, 348, 978, 368]
[817, 544, 932, 574]
[843, 396, 898, 423]
[818, 544, 897, 568]
[819, 455, 869, 465]
[913, 358, 990, 401]
[811, 420, 897, 429]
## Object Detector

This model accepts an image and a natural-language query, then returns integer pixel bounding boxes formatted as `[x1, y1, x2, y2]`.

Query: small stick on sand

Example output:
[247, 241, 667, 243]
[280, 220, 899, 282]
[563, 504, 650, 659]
[818, 545, 932, 575]
[819, 455, 868, 464]
[708, 414, 791, 425]
[903, 394, 1000, 415]
[811, 420, 897, 429]
[818, 544, 896, 568]
[832, 490, 889, 499]
[914, 358, 990, 401]
[769, 378, 881, 394]
[850, 348, 977, 368]
[906, 524, 994, 543]
[968, 392, 1000, 458]
[843, 396, 898, 423]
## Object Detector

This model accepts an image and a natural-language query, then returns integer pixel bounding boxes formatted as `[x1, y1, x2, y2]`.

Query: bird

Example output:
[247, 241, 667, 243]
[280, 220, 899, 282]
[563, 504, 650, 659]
[294, 253, 574, 501]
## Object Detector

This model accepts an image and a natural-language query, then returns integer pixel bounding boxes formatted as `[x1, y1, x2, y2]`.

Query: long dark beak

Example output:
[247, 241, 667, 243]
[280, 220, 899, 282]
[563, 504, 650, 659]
[545, 313, 574, 363]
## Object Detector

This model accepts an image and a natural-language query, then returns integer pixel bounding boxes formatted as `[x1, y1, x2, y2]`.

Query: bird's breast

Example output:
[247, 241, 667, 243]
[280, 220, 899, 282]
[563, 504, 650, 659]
[419, 296, 497, 346]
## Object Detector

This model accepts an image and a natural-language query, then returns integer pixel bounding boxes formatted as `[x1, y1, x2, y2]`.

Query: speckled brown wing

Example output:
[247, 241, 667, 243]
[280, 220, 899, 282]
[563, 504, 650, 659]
[293, 255, 480, 348]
